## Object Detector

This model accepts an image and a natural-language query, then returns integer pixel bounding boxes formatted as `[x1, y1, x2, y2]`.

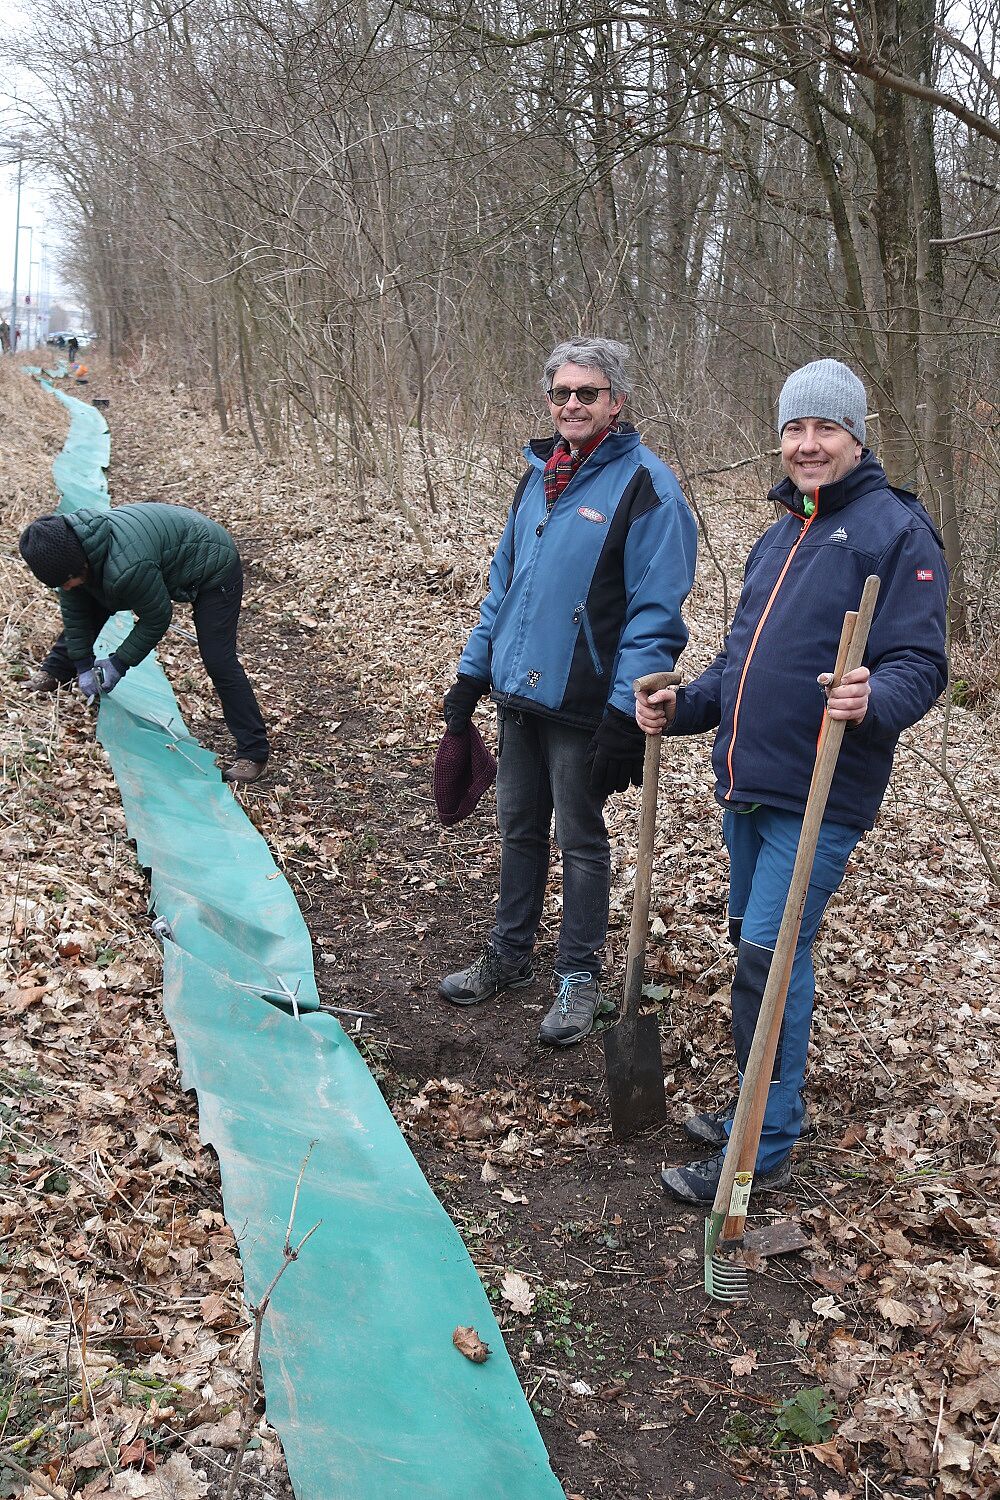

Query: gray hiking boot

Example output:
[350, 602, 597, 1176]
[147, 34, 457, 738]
[682, 1109, 734, 1148]
[439, 944, 534, 1007]
[683, 1100, 814, 1148]
[660, 1149, 793, 1205]
[538, 972, 612, 1048]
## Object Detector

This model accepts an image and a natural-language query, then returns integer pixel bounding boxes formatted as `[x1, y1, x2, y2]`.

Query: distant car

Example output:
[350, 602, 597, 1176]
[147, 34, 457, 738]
[46, 330, 91, 351]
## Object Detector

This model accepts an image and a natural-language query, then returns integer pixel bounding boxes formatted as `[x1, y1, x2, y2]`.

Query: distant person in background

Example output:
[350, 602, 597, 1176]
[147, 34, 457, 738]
[66, 335, 79, 362]
[18, 503, 271, 785]
[0, 318, 10, 353]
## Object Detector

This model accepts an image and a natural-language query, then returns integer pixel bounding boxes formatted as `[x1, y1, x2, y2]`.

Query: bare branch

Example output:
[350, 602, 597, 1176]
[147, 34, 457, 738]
[934, 23, 1000, 105]
[929, 223, 1000, 246]
[826, 43, 1000, 148]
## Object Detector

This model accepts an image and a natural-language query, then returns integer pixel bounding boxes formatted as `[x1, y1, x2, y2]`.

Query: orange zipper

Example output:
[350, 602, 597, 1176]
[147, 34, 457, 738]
[724, 493, 818, 801]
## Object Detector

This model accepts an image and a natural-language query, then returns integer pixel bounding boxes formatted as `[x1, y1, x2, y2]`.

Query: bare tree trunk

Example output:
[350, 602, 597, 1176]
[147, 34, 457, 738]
[775, 2, 881, 375]
[235, 288, 263, 456]
[870, 0, 921, 485]
[210, 302, 229, 435]
[902, 0, 966, 630]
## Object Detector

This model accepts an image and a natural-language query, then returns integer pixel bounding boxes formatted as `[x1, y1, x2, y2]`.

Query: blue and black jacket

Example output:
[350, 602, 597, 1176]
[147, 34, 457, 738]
[458, 425, 698, 729]
[669, 451, 949, 830]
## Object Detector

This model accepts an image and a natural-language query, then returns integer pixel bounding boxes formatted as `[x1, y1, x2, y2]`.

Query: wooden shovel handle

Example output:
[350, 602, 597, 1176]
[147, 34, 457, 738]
[634, 670, 682, 698]
[618, 671, 682, 1027]
[712, 575, 881, 1238]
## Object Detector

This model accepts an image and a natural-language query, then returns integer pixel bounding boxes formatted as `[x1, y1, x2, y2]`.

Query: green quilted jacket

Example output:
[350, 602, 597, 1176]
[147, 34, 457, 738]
[59, 503, 239, 668]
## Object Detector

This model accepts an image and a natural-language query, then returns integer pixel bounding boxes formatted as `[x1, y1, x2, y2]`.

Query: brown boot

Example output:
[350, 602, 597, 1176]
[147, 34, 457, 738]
[26, 670, 62, 693]
[223, 758, 268, 785]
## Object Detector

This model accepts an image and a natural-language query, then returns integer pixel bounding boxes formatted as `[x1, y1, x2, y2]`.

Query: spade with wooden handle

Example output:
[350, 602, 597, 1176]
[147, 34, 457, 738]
[603, 670, 681, 1140]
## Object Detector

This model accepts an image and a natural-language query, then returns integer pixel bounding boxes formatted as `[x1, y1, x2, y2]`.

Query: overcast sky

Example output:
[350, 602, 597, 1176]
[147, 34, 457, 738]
[0, 0, 77, 318]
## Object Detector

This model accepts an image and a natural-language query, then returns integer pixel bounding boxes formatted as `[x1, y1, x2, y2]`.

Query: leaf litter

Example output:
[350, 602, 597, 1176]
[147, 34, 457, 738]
[3, 354, 999, 1497]
[0, 364, 293, 1500]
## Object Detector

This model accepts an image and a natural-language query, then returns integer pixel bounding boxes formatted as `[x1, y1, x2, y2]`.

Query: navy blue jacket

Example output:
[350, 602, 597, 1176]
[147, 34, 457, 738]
[458, 426, 697, 729]
[669, 452, 948, 829]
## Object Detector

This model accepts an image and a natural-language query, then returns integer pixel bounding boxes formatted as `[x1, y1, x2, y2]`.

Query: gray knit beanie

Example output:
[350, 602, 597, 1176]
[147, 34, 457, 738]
[18, 514, 87, 587]
[777, 359, 867, 444]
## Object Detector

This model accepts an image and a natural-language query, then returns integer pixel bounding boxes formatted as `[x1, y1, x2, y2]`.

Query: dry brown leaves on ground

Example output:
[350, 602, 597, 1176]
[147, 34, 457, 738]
[0, 362, 292, 1499]
[3, 354, 999, 1496]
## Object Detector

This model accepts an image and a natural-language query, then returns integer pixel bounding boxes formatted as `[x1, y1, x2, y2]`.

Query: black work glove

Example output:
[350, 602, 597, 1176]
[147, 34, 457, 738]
[586, 706, 646, 799]
[443, 674, 489, 735]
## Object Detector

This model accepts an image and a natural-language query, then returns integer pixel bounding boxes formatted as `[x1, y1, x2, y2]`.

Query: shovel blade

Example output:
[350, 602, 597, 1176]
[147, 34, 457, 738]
[603, 1013, 667, 1140]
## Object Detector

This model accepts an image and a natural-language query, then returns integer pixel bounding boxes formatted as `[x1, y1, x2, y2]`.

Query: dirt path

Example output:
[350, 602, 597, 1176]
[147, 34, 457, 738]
[7, 359, 998, 1498]
[101, 372, 842, 1500]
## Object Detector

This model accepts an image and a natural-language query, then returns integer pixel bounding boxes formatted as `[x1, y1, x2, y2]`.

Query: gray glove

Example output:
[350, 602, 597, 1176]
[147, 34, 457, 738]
[95, 656, 124, 693]
[77, 668, 100, 703]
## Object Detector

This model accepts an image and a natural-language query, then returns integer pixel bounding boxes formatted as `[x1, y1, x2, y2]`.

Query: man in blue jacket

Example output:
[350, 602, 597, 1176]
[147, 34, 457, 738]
[439, 336, 697, 1047]
[637, 358, 948, 1201]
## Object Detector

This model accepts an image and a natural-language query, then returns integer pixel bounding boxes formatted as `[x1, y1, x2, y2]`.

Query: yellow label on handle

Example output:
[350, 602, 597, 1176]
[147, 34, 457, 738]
[729, 1171, 753, 1217]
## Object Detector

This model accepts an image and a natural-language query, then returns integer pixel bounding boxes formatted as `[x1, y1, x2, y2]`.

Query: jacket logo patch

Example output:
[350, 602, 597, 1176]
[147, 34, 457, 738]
[526, 670, 541, 687]
[577, 506, 607, 525]
[831, 526, 848, 542]
[916, 568, 935, 582]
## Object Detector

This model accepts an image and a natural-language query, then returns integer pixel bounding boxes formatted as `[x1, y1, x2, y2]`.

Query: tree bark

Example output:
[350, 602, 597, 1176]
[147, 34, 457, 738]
[869, 0, 921, 487]
[901, 0, 966, 630]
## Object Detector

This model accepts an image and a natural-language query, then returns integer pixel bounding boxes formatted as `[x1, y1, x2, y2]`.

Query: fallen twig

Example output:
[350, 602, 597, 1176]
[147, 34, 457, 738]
[902, 740, 1000, 890]
[0, 1450, 66, 1499]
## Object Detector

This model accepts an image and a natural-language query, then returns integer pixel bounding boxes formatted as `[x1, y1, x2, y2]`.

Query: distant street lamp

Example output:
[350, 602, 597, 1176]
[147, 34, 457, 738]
[9, 152, 22, 352]
[18, 225, 34, 347]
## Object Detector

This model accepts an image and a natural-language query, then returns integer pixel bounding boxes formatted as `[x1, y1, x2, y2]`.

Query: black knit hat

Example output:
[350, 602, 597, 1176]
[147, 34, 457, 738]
[18, 515, 87, 587]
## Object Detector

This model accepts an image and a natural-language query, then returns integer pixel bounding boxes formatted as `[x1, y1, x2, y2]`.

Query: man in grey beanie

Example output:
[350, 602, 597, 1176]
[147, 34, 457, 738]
[777, 356, 867, 447]
[636, 357, 948, 1203]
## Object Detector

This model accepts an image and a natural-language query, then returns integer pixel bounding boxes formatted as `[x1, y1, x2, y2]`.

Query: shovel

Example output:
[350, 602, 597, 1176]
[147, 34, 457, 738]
[603, 670, 681, 1140]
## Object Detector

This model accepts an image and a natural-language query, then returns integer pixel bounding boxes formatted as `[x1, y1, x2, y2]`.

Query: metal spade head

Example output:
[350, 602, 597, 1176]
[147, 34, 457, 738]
[603, 1012, 667, 1140]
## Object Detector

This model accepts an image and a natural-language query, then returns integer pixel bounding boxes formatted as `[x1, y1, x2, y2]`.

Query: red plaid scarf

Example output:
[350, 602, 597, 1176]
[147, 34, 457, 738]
[542, 425, 617, 510]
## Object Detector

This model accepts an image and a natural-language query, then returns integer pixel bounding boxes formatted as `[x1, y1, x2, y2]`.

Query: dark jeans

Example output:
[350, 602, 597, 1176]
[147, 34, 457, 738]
[491, 709, 610, 980]
[43, 558, 269, 761]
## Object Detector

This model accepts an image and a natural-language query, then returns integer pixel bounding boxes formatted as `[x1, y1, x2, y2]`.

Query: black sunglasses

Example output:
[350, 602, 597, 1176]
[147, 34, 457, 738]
[546, 385, 612, 406]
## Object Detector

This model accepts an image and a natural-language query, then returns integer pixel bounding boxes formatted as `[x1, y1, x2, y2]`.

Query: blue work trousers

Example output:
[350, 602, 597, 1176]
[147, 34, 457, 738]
[723, 806, 863, 1170]
[492, 710, 610, 981]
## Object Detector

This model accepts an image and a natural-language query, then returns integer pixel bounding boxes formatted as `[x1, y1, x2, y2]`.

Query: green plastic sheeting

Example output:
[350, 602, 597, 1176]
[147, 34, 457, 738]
[163, 947, 559, 1497]
[95, 638, 321, 1010]
[40, 382, 563, 1499]
[43, 378, 112, 510]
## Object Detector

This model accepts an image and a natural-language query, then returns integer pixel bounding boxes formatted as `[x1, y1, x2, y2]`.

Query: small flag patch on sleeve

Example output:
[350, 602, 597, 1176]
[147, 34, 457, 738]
[916, 568, 935, 582]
